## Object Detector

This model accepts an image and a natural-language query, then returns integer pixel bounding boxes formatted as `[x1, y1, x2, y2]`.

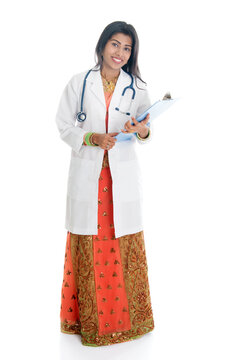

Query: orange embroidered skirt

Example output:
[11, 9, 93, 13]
[60, 151, 155, 346]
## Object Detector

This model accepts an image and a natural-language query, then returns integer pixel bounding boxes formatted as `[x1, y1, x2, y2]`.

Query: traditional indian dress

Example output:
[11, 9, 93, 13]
[60, 74, 155, 346]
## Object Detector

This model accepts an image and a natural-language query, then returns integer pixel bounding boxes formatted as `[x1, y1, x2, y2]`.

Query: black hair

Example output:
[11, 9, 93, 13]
[94, 21, 146, 88]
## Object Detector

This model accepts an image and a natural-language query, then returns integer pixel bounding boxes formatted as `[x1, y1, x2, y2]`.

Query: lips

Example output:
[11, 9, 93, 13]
[112, 57, 122, 64]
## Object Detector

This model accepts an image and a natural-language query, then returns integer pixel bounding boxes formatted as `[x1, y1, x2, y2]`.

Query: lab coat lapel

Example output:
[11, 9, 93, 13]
[88, 67, 106, 108]
[88, 67, 130, 110]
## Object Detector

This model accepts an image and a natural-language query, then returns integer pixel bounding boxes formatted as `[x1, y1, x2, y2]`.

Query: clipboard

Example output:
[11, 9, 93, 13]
[115, 97, 179, 142]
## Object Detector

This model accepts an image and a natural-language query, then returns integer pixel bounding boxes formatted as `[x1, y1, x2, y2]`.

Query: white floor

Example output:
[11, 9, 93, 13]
[59, 329, 156, 360]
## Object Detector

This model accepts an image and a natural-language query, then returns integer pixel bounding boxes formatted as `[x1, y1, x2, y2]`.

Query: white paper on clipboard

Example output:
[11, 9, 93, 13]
[115, 98, 179, 142]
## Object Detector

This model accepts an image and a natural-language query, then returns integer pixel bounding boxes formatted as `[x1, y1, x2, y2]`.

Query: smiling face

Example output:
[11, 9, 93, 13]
[101, 32, 132, 76]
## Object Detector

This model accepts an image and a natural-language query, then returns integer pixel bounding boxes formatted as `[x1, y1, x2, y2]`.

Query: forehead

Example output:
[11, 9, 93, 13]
[109, 32, 132, 45]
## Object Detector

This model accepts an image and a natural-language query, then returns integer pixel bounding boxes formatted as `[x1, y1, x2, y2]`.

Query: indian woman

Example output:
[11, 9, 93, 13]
[55, 20, 155, 346]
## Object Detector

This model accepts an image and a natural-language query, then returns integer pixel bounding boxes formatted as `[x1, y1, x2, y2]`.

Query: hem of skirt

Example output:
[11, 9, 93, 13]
[61, 329, 78, 335]
[81, 326, 155, 347]
[61, 321, 81, 334]
[60, 321, 154, 346]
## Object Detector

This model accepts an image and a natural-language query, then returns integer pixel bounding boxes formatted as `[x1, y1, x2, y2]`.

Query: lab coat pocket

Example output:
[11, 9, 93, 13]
[115, 160, 142, 202]
[67, 157, 95, 201]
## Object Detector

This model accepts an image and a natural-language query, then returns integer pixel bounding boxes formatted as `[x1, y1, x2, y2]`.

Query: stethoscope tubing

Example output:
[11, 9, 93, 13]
[76, 68, 135, 122]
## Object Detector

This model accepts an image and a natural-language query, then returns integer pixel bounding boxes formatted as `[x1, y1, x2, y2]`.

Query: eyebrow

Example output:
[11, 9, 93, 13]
[111, 38, 132, 47]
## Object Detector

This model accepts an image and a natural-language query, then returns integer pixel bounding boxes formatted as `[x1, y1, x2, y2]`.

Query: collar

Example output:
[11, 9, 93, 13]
[86, 65, 131, 108]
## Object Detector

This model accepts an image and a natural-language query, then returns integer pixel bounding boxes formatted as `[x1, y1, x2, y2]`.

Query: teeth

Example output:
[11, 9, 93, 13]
[112, 57, 122, 63]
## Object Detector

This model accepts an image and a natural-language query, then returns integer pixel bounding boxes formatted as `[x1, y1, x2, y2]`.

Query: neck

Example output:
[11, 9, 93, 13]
[100, 64, 120, 80]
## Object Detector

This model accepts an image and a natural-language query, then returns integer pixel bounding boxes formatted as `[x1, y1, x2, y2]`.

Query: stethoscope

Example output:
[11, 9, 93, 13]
[76, 68, 136, 122]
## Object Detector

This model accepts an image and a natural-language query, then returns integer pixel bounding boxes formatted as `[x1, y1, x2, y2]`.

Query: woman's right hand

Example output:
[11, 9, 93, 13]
[92, 132, 119, 150]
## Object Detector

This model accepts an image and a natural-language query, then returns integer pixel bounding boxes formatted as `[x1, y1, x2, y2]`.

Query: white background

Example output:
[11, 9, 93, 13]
[1, 0, 239, 359]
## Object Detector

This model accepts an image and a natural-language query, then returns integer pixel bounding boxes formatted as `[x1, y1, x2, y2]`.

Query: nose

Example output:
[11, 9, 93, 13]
[115, 46, 124, 58]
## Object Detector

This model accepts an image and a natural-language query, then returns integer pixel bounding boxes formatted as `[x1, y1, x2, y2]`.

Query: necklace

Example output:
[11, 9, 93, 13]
[101, 71, 119, 93]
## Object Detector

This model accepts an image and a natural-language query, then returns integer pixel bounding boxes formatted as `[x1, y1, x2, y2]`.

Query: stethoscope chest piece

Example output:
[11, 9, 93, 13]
[76, 112, 86, 122]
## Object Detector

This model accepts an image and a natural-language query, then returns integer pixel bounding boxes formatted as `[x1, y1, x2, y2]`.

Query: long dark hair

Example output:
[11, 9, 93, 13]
[94, 21, 146, 88]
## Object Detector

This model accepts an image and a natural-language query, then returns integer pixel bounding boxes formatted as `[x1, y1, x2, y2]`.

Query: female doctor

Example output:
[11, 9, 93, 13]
[56, 21, 155, 346]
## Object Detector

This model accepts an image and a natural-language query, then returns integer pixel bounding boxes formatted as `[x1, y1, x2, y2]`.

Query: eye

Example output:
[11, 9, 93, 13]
[112, 42, 118, 47]
[125, 47, 131, 52]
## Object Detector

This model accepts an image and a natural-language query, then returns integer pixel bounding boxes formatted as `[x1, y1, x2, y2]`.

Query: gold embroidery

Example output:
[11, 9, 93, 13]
[61, 320, 81, 334]
[61, 229, 155, 346]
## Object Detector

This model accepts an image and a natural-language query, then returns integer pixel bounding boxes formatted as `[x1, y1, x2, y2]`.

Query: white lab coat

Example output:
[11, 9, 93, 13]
[55, 65, 152, 238]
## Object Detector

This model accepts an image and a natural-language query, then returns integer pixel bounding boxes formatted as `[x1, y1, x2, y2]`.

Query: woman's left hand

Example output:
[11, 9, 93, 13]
[121, 113, 150, 138]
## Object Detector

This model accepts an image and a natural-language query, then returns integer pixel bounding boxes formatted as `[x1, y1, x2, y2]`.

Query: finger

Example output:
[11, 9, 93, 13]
[144, 113, 150, 123]
[110, 136, 117, 141]
[142, 113, 150, 122]
[121, 128, 134, 133]
[123, 123, 130, 131]
[127, 120, 136, 131]
[121, 128, 135, 134]
[127, 120, 132, 128]
[131, 116, 138, 125]
[142, 118, 149, 125]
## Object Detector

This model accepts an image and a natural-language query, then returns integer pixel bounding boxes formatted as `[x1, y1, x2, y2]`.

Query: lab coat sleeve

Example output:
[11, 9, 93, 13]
[55, 75, 88, 153]
[135, 85, 153, 144]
